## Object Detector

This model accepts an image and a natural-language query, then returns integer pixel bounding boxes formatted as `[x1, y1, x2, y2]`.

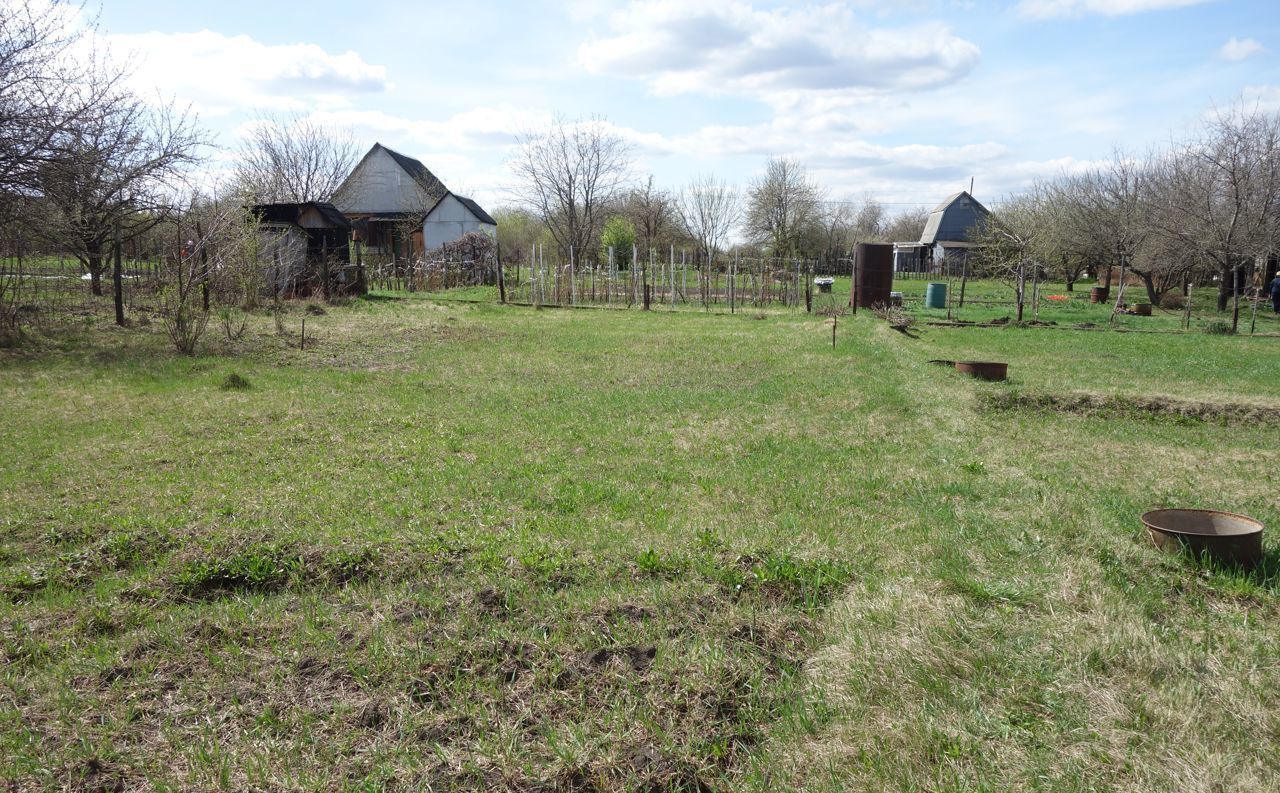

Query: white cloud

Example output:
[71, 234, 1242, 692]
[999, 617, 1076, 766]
[1016, 0, 1208, 19]
[304, 106, 546, 154]
[104, 30, 389, 116]
[1219, 37, 1265, 61]
[577, 0, 980, 105]
[1242, 85, 1280, 113]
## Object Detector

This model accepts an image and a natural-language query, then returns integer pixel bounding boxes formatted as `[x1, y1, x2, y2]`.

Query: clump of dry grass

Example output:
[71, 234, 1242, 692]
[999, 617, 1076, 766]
[982, 390, 1280, 426]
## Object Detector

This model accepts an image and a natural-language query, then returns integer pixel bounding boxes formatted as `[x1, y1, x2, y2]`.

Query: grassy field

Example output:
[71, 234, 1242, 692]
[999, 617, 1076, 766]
[3, 292, 1280, 791]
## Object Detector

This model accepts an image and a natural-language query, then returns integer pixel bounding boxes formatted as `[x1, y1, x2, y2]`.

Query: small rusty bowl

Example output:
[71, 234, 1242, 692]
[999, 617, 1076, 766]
[1141, 508, 1263, 569]
[955, 361, 1008, 381]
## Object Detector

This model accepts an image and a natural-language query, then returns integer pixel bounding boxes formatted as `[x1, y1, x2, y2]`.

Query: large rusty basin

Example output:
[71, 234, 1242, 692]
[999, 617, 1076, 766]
[1140, 508, 1264, 569]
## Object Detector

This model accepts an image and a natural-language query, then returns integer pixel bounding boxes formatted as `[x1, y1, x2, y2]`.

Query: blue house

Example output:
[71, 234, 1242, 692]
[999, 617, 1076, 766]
[894, 191, 991, 274]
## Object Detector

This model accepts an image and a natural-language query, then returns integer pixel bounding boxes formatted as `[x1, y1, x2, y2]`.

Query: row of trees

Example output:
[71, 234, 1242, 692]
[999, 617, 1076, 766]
[1, 2, 206, 307]
[502, 117, 928, 270]
[0, 0, 369, 346]
[979, 103, 1280, 321]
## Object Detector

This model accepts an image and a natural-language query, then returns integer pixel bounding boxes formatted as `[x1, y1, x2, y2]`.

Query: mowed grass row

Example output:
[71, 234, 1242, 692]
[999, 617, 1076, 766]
[1, 295, 1279, 791]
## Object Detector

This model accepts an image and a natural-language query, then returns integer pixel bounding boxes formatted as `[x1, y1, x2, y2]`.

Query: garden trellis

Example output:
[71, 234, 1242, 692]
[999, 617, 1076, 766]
[499, 245, 832, 313]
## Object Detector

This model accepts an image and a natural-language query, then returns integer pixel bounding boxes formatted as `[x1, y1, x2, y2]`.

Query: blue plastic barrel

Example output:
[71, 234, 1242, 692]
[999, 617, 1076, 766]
[925, 282, 948, 309]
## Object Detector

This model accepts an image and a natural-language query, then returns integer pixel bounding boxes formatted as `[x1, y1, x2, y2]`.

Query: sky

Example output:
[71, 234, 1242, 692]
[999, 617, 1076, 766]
[91, 0, 1280, 213]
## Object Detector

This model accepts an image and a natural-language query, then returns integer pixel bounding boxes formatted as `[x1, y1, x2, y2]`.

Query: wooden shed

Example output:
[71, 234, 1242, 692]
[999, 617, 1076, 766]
[250, 202, 362, 297]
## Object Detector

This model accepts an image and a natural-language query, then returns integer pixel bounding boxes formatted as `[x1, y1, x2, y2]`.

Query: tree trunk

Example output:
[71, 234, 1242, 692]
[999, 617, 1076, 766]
[1231, 265, 1241, 332]
[1217, 264, 1231, 312]
[88, 250, 104, 297]
[113, 224, 125, 326]
[1138, 271, 1159, 305]
[1015, 261, 1026, 323]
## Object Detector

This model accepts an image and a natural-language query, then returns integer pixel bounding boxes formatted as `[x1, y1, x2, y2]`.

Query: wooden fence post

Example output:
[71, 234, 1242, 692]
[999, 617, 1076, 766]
[494, 241, 504, 303]
[112, 223, 125, 326]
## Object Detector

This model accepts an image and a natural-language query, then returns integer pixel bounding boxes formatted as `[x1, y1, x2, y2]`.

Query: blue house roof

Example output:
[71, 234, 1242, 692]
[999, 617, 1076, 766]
[920, 191, 991, 244]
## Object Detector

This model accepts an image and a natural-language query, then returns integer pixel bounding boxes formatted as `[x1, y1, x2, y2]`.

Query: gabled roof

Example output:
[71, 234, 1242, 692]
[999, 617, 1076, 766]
[334, 143, 447, 209]
[422, 191, 498, 226]
[454, 195, 496, 226]
[250, 201, 351, 229]
[920, 191, 990, 245]
[376, 143, 445, 194]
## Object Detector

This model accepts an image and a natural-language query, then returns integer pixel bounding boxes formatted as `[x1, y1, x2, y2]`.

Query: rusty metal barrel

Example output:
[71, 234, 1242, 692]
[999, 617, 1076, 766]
[852, 243, 893, 308]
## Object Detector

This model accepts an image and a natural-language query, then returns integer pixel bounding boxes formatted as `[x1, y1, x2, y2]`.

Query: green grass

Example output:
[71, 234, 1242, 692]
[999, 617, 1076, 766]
[2, 293, 1280, 790]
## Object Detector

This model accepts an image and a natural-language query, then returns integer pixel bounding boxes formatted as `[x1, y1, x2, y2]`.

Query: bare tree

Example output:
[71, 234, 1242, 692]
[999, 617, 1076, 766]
[972, 190, 1050, 322]
[675, 173, 738, 265]
[233, 113, 358, 204]
[884, 207, 930, 243]
[744, 157, 824, 257]
[0, 1, 123, 225]
[1053, 153, 1152, 296]
[850, 197, 888, 243]
[816, 201, 854, 259]
[1150, 104, 1280, 317]
[38, 87, 206, 301]
[509, 117, 632, 262]
[624, 175, 675, 255]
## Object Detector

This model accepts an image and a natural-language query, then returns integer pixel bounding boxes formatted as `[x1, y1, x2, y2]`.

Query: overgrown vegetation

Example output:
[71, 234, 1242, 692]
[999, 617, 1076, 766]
[2, 293, 1279, 790]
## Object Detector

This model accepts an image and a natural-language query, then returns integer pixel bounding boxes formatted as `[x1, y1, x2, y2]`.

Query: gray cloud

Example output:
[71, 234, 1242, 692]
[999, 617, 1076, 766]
[579, 1, 980, 102]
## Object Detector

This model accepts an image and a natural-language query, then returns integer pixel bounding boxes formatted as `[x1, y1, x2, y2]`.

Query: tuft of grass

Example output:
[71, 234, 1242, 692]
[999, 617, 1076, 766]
[1203, 319, 1235, 335]
[172, 543, 302, 598]
[219, 372, 251, 390]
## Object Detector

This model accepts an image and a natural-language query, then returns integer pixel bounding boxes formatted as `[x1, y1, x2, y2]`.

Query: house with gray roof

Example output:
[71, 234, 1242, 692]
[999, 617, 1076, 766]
[332, 143, 495, 259]
[893, 191, 991, 274]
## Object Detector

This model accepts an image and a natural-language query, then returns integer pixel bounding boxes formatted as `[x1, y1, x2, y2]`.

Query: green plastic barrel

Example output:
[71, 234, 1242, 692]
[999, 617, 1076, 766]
[925, 282, 948, 309]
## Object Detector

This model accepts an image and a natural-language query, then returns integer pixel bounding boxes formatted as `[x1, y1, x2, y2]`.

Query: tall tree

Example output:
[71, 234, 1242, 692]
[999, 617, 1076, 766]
[850, 197, 888, 243]
[624, 175, 674, 256]
[675, 173, 739, 266]
[816, 201, 854, 259]
[744, 157, 823, 257]
[233, 113, 359, 204]
[884, 207, 930, 244]
[38, 88, 206, 297]
[0, 0, 121, 225]
[1149, 104, 1280, 314]
[509, 117, 632, 262]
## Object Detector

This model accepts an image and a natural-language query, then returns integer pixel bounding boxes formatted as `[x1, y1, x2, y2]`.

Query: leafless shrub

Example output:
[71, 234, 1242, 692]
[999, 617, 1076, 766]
[217, 306, 248, 341]
[159, 201, 261, 354]
[871, 304, 917, 332]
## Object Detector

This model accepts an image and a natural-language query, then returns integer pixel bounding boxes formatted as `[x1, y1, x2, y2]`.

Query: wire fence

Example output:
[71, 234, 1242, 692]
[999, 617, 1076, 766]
[0, 251, 172, 330]
[376, 246, 848, 313]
